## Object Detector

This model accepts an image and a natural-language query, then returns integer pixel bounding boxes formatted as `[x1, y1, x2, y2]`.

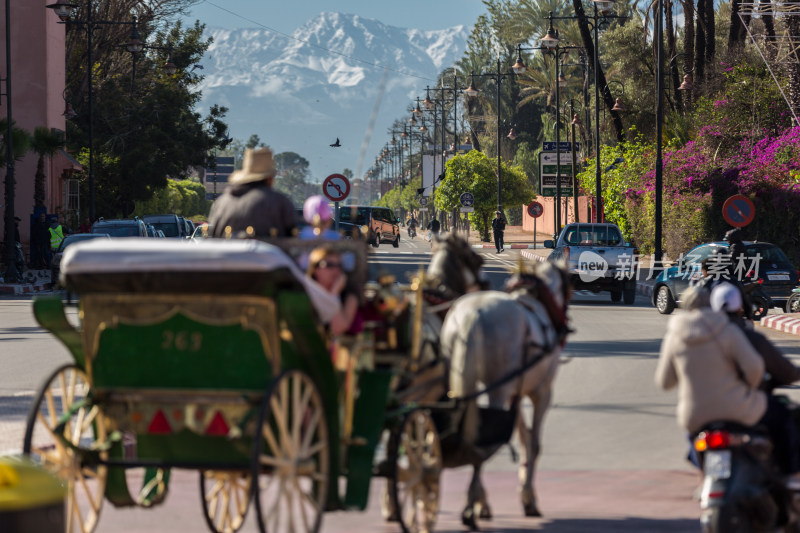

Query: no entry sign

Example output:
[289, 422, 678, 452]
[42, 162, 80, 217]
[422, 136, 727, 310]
[722, 194, 755, 228]
[322, 173, 351, 202]
[527, 201, 544, 218]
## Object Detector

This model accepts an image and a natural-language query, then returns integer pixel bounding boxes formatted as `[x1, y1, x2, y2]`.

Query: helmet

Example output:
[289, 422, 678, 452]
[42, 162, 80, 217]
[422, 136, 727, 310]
[303, 195, 333, 226]
[710, 282, 743, 313]
[724, 228, 743, 243]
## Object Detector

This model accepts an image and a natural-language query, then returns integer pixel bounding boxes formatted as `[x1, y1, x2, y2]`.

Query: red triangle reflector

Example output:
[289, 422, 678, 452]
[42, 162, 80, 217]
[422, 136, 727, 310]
[205, 411, 229, 436]
[147, 410, 172, 435]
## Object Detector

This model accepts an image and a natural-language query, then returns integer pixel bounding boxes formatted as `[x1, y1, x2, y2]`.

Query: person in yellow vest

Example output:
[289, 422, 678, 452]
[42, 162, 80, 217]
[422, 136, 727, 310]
[48, 216, 64, 253]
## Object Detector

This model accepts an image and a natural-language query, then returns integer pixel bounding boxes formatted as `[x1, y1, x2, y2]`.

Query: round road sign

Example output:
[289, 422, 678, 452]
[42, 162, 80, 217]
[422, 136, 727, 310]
[722, 194, 755, 228]
[459, 192, 475, 207]
[322, 173, 350, 202]
[419, 197, 428, 206]
[527, 201, 544, 218]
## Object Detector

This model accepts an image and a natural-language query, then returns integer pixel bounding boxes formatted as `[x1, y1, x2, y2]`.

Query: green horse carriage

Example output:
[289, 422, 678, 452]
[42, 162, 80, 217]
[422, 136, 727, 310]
[24, 238, 442, 533]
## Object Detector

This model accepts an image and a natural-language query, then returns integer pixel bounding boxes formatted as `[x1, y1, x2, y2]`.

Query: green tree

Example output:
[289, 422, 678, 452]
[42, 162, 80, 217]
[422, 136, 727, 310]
[274, 151, 310, 206]
[64, 15, 230, 219]
[30, 127, 64, 208]
[437, 150, 534, 241]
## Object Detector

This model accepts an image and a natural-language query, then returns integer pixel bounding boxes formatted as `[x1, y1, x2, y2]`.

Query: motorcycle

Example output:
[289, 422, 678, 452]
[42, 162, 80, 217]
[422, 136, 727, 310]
[407, 225, 416, 239]
[694, 410, 800, 532]
[786, 287, 800, 314]
[0, 241, 25, 276]
[743, 279, 774, 321]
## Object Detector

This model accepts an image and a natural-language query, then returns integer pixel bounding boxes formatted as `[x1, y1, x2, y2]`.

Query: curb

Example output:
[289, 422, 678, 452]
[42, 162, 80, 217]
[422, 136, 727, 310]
[0, 283, 53, 295]
[472, 244, 538, 249]
[760, 314, 800, 336]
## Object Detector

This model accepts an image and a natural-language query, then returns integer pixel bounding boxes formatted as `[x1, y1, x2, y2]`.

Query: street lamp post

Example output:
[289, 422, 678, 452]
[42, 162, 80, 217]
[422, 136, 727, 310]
[3, 0, 18, 282]
[464, 57, 516, 214]
[563, 99, 583, 223]
[46, 1, 143, 222]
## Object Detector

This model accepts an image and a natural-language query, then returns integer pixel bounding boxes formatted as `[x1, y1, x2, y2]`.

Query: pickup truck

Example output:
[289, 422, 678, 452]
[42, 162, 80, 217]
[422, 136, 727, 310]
[544, 222, 639, 304]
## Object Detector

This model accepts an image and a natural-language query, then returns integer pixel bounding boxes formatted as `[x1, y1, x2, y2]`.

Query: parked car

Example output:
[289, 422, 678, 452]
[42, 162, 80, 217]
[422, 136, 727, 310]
[145, 224, 157, 238]
[652, 240, 799, 314]
[51, 233, 111, 286]
[337, 205, 398, 247]
[184, 218, 196, 237]
[91, 218, 148, 238]
[142, 214, 184, 238]
[190, 223, 210, 241]
[544, 222, 638, 304]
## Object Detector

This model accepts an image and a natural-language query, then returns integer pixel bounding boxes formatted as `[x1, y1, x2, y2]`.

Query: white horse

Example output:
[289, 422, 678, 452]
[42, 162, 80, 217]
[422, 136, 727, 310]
[439, 261, 571, 529]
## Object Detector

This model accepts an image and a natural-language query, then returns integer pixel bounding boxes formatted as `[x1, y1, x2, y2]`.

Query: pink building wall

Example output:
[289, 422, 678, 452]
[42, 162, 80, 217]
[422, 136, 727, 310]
[0, 1, 66, 246]
[522, 196, 604, 236]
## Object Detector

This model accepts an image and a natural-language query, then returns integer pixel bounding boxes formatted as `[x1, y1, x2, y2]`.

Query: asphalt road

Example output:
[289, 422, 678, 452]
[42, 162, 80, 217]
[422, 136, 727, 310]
[3, 237, 800, 532]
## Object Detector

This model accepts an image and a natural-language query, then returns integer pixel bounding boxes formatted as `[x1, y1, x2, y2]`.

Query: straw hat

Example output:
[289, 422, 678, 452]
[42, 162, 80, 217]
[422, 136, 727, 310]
[229, 147, 276, 184]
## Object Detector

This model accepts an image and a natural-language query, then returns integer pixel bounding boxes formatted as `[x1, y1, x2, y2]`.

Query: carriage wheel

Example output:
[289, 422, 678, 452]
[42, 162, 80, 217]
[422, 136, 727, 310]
[252, 370, 329, 533]
[23, 364, 107, 533]
[200, 470, 252, 533]
[389, 410, 442, 533]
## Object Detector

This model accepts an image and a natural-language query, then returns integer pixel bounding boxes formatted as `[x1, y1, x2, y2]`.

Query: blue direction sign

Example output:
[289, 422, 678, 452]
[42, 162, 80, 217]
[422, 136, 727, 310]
[459, 192, 474, 207]
[722, 194, 755, 228]
[543, 141, 580, 152]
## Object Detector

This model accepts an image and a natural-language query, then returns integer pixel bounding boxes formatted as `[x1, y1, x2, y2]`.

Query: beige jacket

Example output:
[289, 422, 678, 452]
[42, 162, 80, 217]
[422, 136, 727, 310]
[655, 309, 766, 434]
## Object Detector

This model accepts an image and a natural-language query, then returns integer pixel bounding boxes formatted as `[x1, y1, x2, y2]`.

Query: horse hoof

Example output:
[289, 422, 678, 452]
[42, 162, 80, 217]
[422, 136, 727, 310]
[479, 505, 492, 520]
[524, 504, 542, 517]
[462, 509, 479, 531]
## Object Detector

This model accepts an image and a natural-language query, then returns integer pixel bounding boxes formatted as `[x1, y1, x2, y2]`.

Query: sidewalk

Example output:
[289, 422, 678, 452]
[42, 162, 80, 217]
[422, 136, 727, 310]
[460, 225, 552, 250]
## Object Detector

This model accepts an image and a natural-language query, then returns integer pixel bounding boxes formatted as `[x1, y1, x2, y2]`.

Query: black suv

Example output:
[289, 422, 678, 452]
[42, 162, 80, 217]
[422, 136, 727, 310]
[91, 218, 148, 237]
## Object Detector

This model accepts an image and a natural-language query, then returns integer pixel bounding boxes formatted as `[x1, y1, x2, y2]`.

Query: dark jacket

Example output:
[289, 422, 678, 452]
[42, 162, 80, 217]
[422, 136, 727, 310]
[730, 314, 800, 391]
[492, 217, 506, 233]
[427, 219, 440, 232]
[209, 181, 296, 238]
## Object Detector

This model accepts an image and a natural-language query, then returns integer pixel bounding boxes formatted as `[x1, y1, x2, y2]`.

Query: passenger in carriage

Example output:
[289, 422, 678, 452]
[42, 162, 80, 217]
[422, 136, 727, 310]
[208, 147, 297, 238]
[299, 195, 340, 240]
[307, 245, 363, 336]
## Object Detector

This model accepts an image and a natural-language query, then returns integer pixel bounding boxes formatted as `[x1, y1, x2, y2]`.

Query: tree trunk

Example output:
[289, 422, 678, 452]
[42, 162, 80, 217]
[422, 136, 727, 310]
[762, 0, 776, 60]
[728, 0, 745, 51]
[681, 0, 696, 104]
[571, 0, 624, 141]
[695, 0, 707, 80]
[789, 10, 800, 119]
[665, 0, 682, 113]
[705, 0, 716, 62]
[34, 156, 46, 208]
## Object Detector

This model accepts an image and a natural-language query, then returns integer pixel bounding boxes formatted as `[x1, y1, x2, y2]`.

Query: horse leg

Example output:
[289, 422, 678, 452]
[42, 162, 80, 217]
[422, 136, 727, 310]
[381, 480, 398, 521]
[476, 471, 492, 520]
[462, 462, 484, 530]
[518, 387, 553, 517]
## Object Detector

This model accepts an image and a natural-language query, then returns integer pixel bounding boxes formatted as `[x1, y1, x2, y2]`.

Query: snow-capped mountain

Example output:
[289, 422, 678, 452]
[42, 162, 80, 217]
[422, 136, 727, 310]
[196, 12, 468, 183]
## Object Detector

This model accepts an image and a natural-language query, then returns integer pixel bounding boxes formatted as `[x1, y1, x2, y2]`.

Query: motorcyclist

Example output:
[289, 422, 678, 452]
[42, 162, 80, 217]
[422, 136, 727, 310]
[695, 256, 754, 319]
[725, 228, 748, 280]
[407, 215, 417, 237]
[712, 281, 800, 391]
[426, 217, 441, 240]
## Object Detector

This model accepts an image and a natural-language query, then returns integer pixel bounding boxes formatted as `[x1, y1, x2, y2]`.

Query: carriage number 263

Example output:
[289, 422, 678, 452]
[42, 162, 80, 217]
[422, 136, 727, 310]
[161, 330, 203, 352]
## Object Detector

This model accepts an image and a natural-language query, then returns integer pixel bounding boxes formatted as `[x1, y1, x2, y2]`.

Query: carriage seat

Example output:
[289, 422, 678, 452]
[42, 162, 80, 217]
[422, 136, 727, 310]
[60, 238, 341, 323]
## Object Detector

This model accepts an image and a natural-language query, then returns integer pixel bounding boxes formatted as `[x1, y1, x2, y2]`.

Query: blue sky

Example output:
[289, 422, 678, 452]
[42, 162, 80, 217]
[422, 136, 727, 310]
[183, 0, 487, 31]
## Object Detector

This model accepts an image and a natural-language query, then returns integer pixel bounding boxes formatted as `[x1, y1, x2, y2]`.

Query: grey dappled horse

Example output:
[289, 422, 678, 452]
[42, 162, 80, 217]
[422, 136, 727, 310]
[440, 261, 571, 529]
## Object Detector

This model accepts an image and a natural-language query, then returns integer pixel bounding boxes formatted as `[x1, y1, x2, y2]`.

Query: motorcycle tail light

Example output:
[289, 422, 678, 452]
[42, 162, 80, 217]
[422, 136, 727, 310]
[695, 430, 731, 451]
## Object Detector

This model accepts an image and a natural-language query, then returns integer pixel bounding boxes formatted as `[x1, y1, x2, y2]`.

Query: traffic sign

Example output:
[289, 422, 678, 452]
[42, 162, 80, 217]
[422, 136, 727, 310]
[459, 192, 474, 207]
[722, 194, 755, 227]
[460, 207, 475, 213]
[543, 141, 580, 152]
[419, 197, 428, 206]
[538, 153, 574, 198]
[418, 207, 429, 212]
[322, 173, 351, 202]
[527, 201, 544, 218]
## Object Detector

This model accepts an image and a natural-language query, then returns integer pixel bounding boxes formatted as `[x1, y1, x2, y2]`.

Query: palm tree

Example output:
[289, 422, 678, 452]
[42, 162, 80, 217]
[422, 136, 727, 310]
[30, 127, 64, 208]
[0, 118, 31, 166]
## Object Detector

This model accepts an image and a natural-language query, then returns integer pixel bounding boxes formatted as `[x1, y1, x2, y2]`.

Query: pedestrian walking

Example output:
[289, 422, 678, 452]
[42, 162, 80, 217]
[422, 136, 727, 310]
[209, 147, 296, 238]
[48, 215, 64, 253]
[426, 216, 441, 243]
[492, 210, 506, 253]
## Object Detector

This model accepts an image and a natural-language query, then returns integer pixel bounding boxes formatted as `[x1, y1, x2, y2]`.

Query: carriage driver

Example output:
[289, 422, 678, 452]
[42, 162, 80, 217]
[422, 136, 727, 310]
[209, 147, 297, 238]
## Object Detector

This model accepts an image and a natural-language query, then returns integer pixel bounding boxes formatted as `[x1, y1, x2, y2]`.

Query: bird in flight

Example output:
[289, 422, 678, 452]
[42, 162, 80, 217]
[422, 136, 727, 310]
[330, 138, 341, 147]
